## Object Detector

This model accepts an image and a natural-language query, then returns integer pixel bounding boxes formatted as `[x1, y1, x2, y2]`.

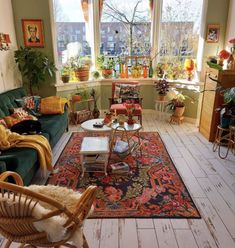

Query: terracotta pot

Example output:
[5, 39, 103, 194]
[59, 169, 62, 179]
[72, 95, 81, 102]
[61, 75, 70, 83]
[174, 106, 185, 117]
[102, 69, 113, 78]
[159, 94, 166, 101]
[75, 67, 90, 81]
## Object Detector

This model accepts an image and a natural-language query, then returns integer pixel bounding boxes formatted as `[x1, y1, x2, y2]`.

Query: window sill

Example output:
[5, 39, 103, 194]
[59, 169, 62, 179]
[55, 78, 203, 92]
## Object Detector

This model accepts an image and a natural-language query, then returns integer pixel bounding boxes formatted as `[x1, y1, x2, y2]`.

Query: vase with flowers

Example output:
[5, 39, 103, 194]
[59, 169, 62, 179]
[124, 102, 136, 125]
[228, 38, 235, 70]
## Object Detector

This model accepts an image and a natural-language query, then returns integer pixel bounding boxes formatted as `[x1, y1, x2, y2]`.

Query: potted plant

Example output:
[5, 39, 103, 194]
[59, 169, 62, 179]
[61, 64, 71, 83]
[154, 76, 169, 101]
[167, 91, 194, 119]
[14, 46, 56, 95]
[69, 56, 91, 81]
[216, 87, 235, 128]
[92, 71, 100, 80]
[97, 55, 115, 78]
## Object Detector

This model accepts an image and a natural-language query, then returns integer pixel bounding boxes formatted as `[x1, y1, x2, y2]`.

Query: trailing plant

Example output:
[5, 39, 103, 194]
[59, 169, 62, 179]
[69, 56, 91, 70]
[14, 46, 56, 95]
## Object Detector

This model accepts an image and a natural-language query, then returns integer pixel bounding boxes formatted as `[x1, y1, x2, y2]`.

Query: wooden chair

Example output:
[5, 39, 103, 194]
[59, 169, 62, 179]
[0, 171, 97, 248]
[109, 82, 143, 124]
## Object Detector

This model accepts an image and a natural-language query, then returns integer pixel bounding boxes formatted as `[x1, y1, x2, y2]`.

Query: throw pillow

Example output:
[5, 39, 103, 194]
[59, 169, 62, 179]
[15, 96, 41, 117]
[9, 107, 29, 118]
[0, 118, 7, 128]
[40, 96, 67, 115]
[3, 114, 37, 128]
[119, 84, 140, 99]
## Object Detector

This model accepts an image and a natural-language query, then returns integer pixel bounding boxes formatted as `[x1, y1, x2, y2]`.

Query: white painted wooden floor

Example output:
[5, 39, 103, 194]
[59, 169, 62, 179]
[1, 111, 235, 248]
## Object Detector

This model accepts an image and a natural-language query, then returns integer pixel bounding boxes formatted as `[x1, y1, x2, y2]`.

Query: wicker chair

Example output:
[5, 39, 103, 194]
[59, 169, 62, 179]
[0, 171, 97, 248]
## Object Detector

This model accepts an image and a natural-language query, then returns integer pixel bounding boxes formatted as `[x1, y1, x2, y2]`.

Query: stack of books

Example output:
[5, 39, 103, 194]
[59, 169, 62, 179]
[110, 162, 129, 174]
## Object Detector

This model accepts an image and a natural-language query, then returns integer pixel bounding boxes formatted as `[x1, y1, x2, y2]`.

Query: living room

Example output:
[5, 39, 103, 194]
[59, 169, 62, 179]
[0, 0, 235, 247]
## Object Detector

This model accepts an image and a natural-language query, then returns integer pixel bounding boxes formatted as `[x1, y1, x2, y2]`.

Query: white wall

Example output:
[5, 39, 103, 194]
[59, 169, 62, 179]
[225, 0, 235, 50]
[0, 0, 21, 94]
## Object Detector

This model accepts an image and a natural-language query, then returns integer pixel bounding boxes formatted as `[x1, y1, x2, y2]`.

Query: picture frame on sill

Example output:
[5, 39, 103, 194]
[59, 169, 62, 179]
[206, 24, 220, 43]
[22, 19, 44, 47]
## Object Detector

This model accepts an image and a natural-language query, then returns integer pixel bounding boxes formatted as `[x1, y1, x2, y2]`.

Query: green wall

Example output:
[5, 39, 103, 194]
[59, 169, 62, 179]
[12, 0, 56, 97]
[11, 0, 230, 119]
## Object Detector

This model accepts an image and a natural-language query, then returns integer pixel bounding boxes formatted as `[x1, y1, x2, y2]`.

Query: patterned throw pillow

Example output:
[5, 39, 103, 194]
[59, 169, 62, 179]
[118, 84, 140, 99]
[9, 107, 29, 118]
[15, 96, 41, 117]
[0, 118, 7, 128]
[3, 113, 37, 128]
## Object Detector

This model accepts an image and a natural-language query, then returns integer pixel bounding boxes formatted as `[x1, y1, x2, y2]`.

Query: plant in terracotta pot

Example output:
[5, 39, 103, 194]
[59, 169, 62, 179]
[69, 56, 91, 81]
[97, 55, 115, 78]
[154, 76, 169, 101]
[167, 92, 194, 122]
[61, 64, 71, 83]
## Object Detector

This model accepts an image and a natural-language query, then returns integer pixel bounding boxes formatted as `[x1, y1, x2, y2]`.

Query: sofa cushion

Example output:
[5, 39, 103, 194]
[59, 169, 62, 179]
[0, 88, 26, 117]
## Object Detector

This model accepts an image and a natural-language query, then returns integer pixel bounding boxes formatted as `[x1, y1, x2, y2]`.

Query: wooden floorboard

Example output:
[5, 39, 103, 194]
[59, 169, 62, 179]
[1, 111, 235, 248]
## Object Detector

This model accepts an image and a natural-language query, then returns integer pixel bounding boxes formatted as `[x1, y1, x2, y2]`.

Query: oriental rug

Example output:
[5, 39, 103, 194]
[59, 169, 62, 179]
[47, 132, 200, 219]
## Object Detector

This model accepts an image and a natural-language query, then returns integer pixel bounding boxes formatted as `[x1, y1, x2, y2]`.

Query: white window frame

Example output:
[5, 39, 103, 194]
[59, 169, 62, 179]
[50, 0, 206, 84]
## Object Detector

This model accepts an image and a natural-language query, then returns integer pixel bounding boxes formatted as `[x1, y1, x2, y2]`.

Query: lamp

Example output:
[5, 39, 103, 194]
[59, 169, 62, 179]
[0, 33, 11, 51]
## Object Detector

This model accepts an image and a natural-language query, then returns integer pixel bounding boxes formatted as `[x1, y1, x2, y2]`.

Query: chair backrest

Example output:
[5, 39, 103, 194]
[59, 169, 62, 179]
[111, 81, 140, 98]
[0, 175, 97, 247]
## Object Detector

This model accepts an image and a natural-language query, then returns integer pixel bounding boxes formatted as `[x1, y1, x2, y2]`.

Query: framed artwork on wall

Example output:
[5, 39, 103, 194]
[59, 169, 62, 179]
[206, 24, 220, 43]
[22, 19, 44, 47]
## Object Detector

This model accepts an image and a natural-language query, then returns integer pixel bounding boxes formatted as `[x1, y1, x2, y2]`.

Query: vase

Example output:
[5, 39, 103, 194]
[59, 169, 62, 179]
[159, 94, 166, 101]
[127, 115, 134, 125]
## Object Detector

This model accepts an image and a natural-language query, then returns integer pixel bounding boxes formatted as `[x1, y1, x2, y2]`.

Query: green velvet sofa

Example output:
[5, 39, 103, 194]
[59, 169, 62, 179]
[0, 87, 69, 185]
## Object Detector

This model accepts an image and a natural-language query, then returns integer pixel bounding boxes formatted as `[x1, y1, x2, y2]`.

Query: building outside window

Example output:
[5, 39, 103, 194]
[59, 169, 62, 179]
[100, 0, 151, 56]
[53, 0, 91, 68]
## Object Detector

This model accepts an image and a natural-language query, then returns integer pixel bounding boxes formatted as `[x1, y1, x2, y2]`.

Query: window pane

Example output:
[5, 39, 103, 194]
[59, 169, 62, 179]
[101, 0, 151, 56]
[53, 0, 91, 69]
[159, 0, 203, 77]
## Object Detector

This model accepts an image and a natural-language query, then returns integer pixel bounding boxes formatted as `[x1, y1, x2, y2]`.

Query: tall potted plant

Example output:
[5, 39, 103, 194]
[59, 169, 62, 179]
[14, 47, 56, 95]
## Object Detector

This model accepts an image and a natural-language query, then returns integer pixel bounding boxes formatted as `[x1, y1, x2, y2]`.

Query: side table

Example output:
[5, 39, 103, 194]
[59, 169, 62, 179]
[155, 100, 168, 120]
[80, 137, 110, 176]
[110, 122, 142, 158]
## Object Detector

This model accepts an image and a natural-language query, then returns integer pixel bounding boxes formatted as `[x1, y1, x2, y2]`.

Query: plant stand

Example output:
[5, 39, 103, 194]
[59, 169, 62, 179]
[169, 115, 184, 125]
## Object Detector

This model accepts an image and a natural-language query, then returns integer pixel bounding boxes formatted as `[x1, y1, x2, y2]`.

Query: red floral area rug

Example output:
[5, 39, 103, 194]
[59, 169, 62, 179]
[47, 132, 200, 219]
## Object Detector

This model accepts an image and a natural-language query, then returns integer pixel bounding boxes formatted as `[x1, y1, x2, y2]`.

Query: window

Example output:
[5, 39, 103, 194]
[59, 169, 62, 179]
[100, 0, 151, 56]
[158, 0, 203, 75]
[53, 0, 91, 68]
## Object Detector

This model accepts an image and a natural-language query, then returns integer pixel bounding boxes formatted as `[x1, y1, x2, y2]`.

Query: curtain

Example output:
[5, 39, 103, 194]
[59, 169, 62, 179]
[81, 0, 104, 22]
[81, 0, 89, 22]
[149, 0, 153, 17]
[99, 0, 104, 21]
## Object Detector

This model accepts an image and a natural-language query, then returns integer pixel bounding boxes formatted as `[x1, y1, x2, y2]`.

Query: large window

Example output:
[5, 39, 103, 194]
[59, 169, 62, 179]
[158, 0, 203, 78]
[53, 0, 91, 68]
[100, 0, 151, 56]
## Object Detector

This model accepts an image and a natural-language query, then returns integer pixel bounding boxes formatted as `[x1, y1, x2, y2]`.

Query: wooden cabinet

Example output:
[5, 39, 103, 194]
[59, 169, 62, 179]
[199, 68, 235, 142]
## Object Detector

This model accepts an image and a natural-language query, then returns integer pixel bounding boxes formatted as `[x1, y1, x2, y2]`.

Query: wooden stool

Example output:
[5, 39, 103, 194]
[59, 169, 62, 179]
[213, 125, 231, 159]
[169, 115, 184, 125]
[229, 125, 235, 155]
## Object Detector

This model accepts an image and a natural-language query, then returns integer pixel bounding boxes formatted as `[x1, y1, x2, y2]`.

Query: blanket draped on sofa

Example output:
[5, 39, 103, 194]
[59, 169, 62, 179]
[0, 125, 52, 172]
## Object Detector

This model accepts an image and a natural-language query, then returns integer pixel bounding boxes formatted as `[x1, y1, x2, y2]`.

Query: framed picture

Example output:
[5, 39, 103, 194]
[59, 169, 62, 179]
[206, 24, 220, 43]
[22, 19, 44, 47]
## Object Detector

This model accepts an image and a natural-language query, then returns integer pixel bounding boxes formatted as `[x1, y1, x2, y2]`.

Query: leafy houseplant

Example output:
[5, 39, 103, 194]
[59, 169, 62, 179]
[69, 56, 91, 81]
[154, 77, 169, 101]
[14, 47, 56, 95]
[97, 55, 115, 78]
[61, 64, 71, 83]
[167, 92, 194, 118]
